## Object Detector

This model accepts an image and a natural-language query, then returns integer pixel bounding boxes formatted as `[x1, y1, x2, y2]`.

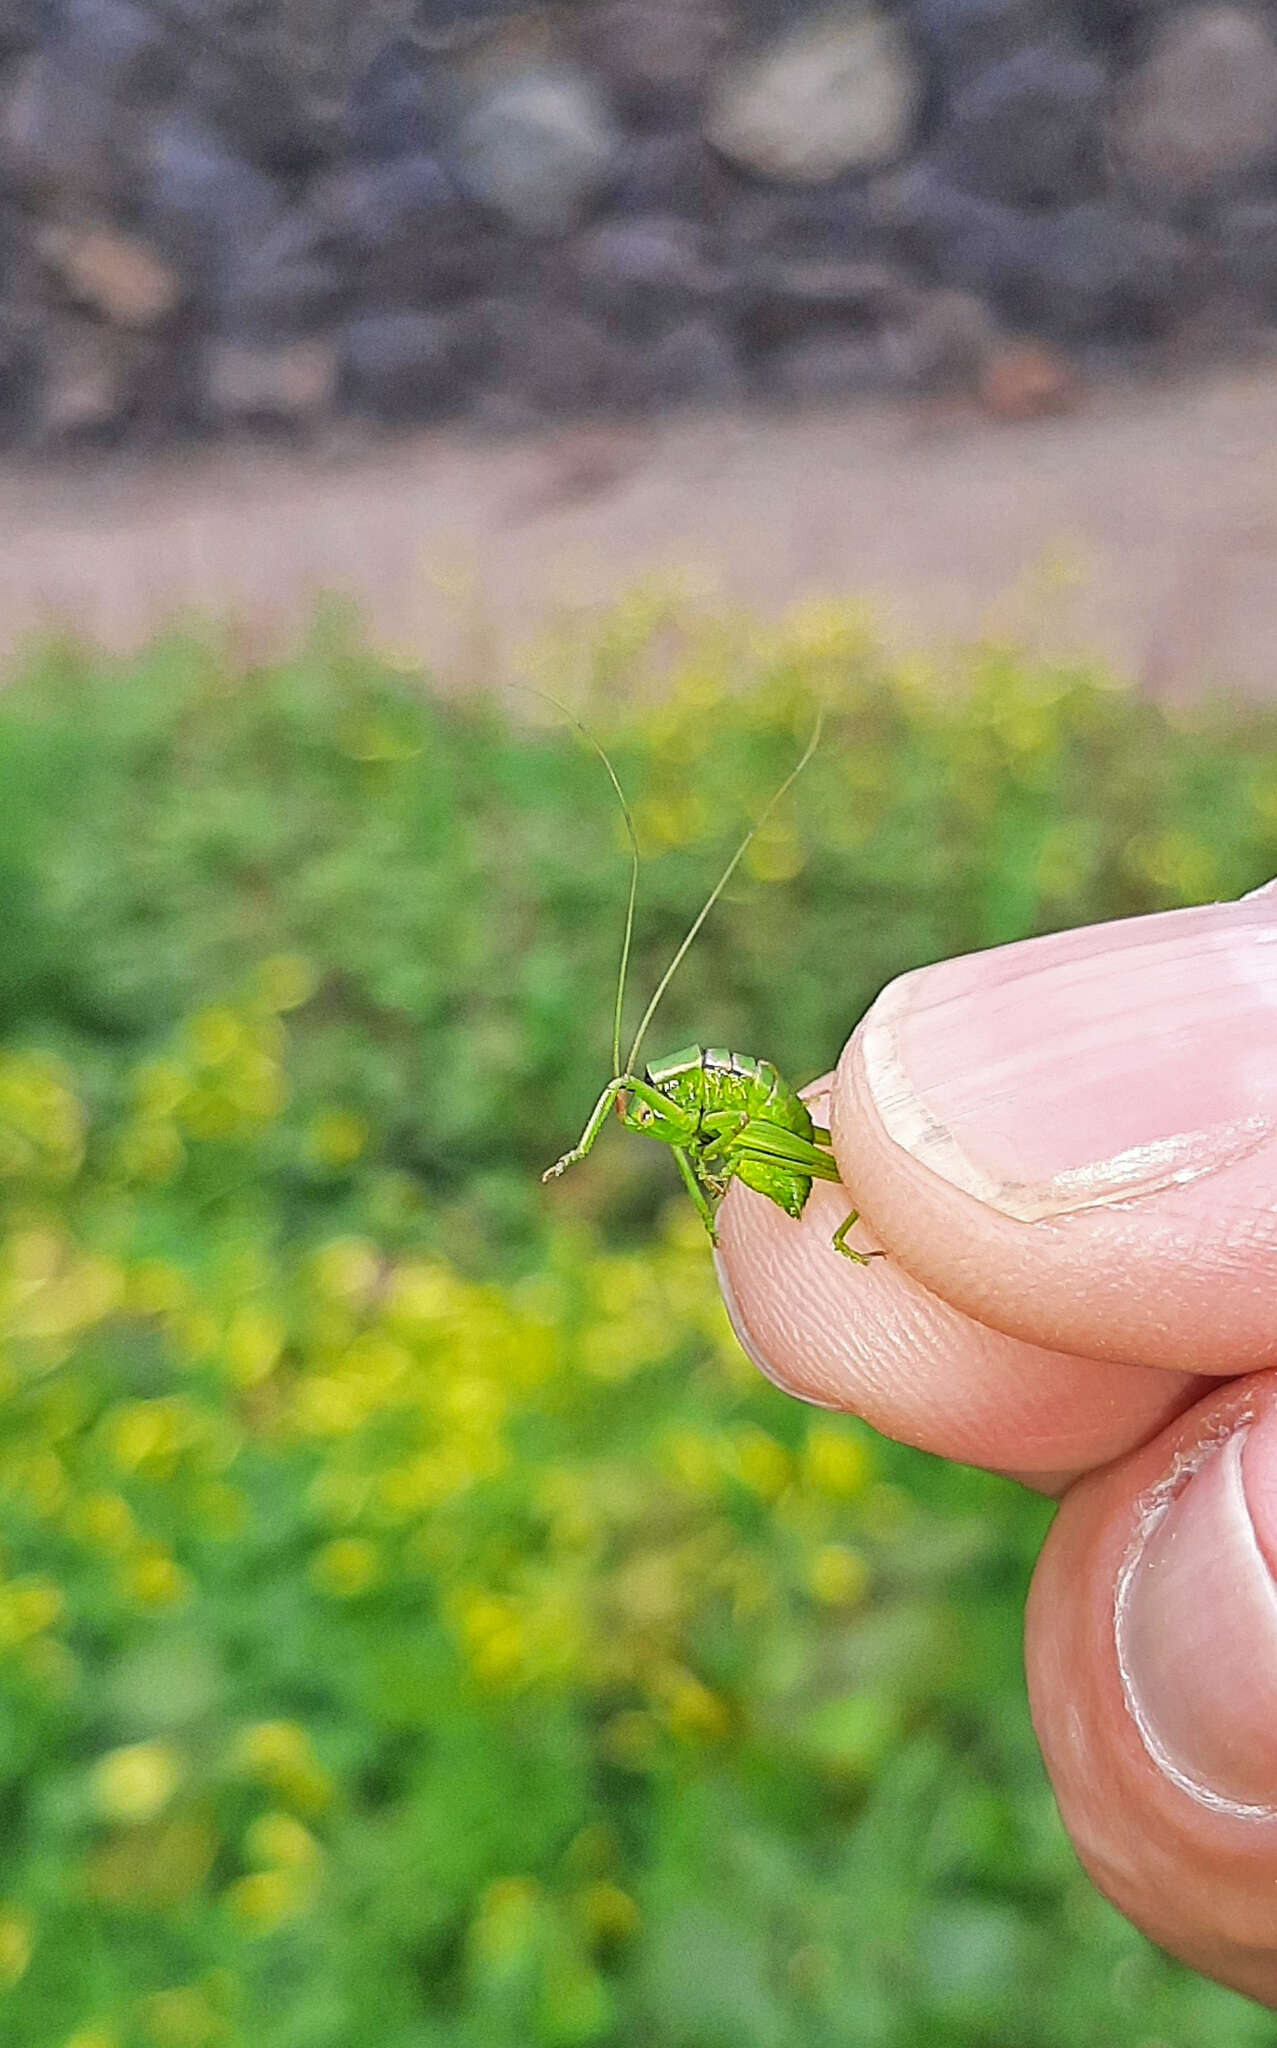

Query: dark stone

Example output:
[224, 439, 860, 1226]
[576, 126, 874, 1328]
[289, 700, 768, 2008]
[443, 293, 520, 386]
[0, 52, 133, 206]
[220, 207, 347, 338]
[54, 0, 179, 100]
[339, 310, 457, 421]
[642, 317, 744, 401]
[0, 308, 35, 441]
[408, 0, 523, 28]
[609, 131, 727, 219]
[737, 256, 914, 349]
[179, 43, 319, 175]
[727, 182, 882, 264]
[880, 285, 996, 384]
[1218, 199, 1277, 317]
[141, 113, 281, 299]
[906, 0, 1061, 83]
[927, 192, 1050, 325]
[345, 38, 457, 161]
[315, 154, 488, 304]
[1037, 203, 1195, 339]
[569, 0, 732, 127]
[769, 331, 893, 400]
[569, 216, 724, 333]
[872, 159, 1027, 262]
[0, 0, 47, 60]
[39, 314, 144, 442]
[934, 43, 1108, 207]
[493, 302, 639, 415]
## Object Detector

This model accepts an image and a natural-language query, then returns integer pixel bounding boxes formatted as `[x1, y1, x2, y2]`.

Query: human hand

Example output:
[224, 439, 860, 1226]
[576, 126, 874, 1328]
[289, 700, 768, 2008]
[713, 881, 1277, 2004]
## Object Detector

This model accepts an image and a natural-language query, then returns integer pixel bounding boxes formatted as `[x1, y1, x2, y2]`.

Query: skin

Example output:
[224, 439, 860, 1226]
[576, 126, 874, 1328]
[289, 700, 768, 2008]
[713, 881, 1277, 2006]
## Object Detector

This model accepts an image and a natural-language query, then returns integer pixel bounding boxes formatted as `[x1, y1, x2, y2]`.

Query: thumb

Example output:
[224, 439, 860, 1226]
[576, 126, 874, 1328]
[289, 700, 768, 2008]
[830, 887, 1277, 1374]
[1029, 1371, 1277, 2004]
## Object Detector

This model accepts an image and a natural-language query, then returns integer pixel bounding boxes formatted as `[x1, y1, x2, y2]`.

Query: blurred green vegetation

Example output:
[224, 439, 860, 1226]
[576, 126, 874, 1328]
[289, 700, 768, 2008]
[0, 596, 1274, 2048]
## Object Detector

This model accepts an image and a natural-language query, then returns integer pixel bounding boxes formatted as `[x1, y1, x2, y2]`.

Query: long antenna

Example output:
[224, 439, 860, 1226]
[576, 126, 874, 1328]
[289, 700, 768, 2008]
[625, 709, 824, 1074]
[517, 688, 639, 1078]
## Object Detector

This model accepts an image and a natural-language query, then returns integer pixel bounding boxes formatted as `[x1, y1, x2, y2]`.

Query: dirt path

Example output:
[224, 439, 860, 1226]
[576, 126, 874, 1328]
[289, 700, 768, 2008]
[3, 362, 1277, 691]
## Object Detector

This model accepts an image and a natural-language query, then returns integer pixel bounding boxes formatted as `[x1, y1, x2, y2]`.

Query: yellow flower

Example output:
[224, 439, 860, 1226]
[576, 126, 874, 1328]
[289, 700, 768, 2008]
[470, 1878, 542, 1969]
[102, 1399, 182, 1474]
[662, 1674, 730, 1744]
[808, 1544, 870, 1608]
[454, 1588, 526, 1688]
[139, 1984, 224, 2047]
[577, 1880, 640, 1946]
[308, 1110, 368, 1169]
[728, 1426, 791, 1501]
[223, 1867, 306, 1936]
[133, 1059, 188, 1117]
[0, 1574, 64, 1645]
[123, 1549, 191, 1611]
[126, 1261, 190, 1316]
[255, 954, 317, 1013]
[68, 1492, 136, 1553]
[90, 1741, 182, 1826]
[224, 1306, 285, 1387]
[309, 1537, 382, 1601]
[114, 1122, 184, 1183]
[803, 1422, 872, 1499]
[0, 1906, 32, 1987]
[230, 1722, 333, 1813]
[186, 1009, 243, 1067]
[743, 825, 804, 884]
[310, 1237, 381, 1306]
[243, 1812, 321, 1872]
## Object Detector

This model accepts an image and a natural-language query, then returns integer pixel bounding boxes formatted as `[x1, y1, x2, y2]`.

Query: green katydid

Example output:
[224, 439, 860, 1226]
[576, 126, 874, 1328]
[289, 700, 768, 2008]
[540, 704, 879, 1263]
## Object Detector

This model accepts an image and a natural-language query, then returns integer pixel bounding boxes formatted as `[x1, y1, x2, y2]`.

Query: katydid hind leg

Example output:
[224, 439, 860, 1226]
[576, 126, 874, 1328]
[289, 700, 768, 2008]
[726, 1121, 843, 1181]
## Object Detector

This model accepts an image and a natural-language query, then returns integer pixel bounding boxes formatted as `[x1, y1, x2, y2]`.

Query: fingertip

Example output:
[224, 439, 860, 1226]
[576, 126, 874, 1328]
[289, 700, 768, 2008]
[827, 902, 1277, 1375]
[714, 1176, 1203, 1478]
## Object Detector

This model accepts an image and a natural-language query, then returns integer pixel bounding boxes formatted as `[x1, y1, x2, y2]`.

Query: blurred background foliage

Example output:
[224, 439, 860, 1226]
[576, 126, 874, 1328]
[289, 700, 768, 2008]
[0, 598, 1275, 2047]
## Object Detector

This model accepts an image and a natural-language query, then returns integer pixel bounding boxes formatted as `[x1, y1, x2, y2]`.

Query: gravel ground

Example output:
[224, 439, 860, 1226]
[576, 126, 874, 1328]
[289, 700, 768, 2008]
[4, 364, 1277, 694]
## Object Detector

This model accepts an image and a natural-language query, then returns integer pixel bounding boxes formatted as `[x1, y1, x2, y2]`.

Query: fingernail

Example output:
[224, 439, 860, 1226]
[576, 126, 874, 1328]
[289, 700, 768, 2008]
[1116, 1411, 1277, 1813]
[858, 894, 1277, 1221]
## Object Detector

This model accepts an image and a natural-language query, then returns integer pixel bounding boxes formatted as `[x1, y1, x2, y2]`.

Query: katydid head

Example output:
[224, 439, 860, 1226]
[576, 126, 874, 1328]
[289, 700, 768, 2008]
[615, 1083, 695, 1148]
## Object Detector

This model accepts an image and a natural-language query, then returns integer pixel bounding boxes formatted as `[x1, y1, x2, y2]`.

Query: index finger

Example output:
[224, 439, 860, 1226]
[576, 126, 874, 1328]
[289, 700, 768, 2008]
[833, 888, 1277, 1376]
[714, 887, 1277, 1480]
